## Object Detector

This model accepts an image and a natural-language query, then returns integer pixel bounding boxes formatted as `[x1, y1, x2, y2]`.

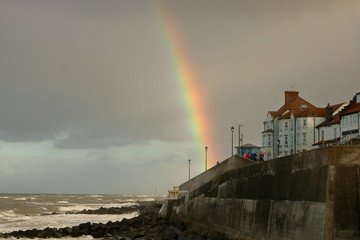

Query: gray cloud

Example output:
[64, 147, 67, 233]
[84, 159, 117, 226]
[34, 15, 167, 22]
[0, 0, 360, 194]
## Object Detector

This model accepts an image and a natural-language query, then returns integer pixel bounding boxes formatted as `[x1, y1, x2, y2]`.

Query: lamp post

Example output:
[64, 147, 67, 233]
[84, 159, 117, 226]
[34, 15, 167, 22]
[238, 123, 243, 148]
[188, 159, 191, 180]
[358, 112, 360, 139]
[231, 126, 234, 156]
[277, 139, 280, 157]
[205, 146, 208, 171]
[312, 111, 316, 145]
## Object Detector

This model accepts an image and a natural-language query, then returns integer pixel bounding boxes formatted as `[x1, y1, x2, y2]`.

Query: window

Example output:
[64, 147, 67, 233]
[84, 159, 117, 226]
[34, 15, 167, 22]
[284, 122, 288, 131]
[285, 136, 288, 145]
[268, 136, 271, 147]
[303, 119, 307, 128]
[351, 114, 357, 125]
[342, 116, 350, 127]
[303, 133, 307, 145]
[334, 128, 337, 139]
[296, 134, 300, 145]
[321, 130, 324, 141]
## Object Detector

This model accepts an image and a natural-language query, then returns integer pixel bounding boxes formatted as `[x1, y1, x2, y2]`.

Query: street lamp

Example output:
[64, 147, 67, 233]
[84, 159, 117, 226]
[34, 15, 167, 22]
[188, 159, 191, 180]
[231, 126, 234, 156]
[238, 123, 243, 148]
[277, 139, 280, 157]
[205, 146, 208, 171]
[358, 112, 360, 139]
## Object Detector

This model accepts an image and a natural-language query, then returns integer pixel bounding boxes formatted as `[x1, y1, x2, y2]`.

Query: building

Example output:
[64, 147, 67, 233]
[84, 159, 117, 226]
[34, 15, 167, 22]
[313, 103, 347, 148]
[235, 143, 261, 157]
[339, 92, 360, 144]
[261, 91, 344, 160]
[167, 186, 179, 199]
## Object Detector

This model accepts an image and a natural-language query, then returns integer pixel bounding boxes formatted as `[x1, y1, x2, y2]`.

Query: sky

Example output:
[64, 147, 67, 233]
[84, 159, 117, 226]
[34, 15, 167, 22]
[0, 0, 360, 194]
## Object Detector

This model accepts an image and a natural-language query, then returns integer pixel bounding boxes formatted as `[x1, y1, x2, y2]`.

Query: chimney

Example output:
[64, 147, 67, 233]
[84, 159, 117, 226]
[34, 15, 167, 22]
[285, 91, 299, 104]
[326, 103, 333, 123]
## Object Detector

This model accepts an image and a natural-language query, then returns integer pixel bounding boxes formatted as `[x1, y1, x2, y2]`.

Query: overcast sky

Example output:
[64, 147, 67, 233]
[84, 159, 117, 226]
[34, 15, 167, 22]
[1, 0, 360, 194]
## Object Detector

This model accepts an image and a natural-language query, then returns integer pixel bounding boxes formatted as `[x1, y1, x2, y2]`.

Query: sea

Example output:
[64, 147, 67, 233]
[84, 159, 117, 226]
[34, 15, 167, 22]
[0, 193, 164, 240]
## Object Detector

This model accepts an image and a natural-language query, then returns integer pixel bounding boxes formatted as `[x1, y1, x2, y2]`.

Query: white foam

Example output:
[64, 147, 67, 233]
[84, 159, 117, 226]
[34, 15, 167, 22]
[1, 235, 94, 240]
[0, 212, 138, 233]
[0, 210, 32, 223]
[0, 210, 16, 217]
[90, 195, 103, 198]
[58, 205, 98, 212]
[0, 236, 94, 240]
[58, 202, 137, 213]
[29, 202, 47, 205]
[13, 197, 27, 201]
[57, 200, 69, 204]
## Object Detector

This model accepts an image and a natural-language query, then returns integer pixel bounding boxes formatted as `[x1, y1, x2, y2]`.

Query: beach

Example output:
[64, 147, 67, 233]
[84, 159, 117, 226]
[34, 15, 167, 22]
[0, 194, 229, 240]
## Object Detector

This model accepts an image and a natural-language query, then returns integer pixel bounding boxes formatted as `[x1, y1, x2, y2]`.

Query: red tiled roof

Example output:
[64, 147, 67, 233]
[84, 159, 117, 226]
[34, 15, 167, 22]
[331, 102, 347, 112]
[268, 94, 320, 119]
[275, 96, 316, 116]
[316, 113, 341, 128]
[268, 92, 347, 122]
[268, 111, 277, 117]
[313, 138, 340, 146]
[341, 104, 360, 116]
[298, 108, 326, 118]
[340, 94, 360, 116]
[278, 111, 292, 119]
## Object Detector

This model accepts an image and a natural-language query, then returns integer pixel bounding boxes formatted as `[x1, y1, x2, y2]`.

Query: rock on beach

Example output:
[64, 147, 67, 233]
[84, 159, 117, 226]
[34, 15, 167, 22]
[0, 201, 229, 240]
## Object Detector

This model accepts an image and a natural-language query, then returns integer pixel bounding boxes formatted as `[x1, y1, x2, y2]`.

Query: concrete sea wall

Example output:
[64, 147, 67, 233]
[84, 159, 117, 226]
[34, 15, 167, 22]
[180, 155, 256, 193]
[167, 146, 360, 240]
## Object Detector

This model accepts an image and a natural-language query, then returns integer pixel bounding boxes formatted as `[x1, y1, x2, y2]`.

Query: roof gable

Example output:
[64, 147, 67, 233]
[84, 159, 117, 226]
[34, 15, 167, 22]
[272, 96, 316, 118]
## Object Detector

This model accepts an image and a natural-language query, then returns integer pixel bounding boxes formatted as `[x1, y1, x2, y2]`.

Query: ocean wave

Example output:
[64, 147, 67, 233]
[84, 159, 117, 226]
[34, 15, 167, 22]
[13, 197, 27, 201]
[0, 212, 138, 233]
[1, 237, 94, 240]
[28, 202, 56, 206]
[0, 210, 32, 223]
[0, 210, 17, 217]
[57, 200, 69, 204]
[58, 205, 98, 212]
[89, 195, 103, 198]
[58, 202, 138, 213]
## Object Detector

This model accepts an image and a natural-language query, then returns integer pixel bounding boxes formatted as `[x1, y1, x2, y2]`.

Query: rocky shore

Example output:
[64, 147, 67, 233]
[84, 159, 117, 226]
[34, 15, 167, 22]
[0, 201, 229, 240]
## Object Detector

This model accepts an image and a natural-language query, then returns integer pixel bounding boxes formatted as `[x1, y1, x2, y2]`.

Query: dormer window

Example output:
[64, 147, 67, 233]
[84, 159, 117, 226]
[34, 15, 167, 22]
[300, 104, 308, 109]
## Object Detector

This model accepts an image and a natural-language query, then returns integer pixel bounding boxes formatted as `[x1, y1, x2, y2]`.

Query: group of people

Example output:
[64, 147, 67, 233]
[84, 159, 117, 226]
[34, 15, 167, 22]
[244, 151, 264, 162]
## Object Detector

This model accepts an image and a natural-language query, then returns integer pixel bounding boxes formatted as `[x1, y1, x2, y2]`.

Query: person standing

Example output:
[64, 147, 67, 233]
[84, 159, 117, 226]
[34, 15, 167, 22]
[259, 151, 264, 162]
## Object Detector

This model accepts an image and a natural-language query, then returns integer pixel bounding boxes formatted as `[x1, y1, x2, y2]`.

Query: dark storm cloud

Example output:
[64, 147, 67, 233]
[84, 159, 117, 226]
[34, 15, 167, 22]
[0, 0, 192, 147]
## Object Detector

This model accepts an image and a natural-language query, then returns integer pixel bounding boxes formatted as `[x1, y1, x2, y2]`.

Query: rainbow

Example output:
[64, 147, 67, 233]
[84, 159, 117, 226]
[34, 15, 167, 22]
[152, 1, 219, 170]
